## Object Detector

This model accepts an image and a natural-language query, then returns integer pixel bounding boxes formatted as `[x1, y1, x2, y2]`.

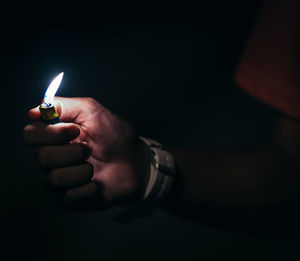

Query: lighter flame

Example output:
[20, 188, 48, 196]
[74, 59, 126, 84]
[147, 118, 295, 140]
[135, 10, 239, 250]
[44, 72, 64, 104]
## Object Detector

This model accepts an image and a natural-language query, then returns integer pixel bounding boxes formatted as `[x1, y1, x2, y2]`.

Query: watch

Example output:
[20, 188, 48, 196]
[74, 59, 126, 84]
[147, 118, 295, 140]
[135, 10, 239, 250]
[113, 137, 175, 223]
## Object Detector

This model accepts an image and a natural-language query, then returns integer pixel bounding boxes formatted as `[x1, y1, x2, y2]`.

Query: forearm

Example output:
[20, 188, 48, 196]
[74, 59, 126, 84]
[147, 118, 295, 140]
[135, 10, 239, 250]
[161, 116, 300, 232]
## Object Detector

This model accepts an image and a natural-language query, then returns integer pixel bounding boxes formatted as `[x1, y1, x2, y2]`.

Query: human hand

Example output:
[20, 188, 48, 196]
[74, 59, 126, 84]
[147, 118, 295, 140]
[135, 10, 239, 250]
[23, 97, 151, 211]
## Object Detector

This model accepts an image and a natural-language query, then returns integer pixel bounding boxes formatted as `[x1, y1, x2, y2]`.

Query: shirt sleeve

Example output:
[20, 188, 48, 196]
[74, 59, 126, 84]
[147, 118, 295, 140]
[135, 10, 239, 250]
[234, 0, 300, 120]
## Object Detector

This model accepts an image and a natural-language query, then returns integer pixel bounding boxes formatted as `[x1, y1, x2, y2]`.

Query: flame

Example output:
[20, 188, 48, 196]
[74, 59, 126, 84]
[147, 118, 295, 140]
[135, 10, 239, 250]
[44, 72, 64, 104]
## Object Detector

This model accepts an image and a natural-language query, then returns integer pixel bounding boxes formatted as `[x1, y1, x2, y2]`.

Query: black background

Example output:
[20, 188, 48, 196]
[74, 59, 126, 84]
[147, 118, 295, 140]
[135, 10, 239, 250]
[1, 1, 300, 260]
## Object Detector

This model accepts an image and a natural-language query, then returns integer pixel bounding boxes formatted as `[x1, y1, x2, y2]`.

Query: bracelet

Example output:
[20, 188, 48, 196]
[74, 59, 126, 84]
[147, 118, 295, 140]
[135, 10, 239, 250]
[113, 137, 175, 223]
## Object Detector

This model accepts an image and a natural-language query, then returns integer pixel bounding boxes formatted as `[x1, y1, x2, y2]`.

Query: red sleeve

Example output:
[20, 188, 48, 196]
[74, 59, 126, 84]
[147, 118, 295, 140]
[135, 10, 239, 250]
[235, 0, 300, 120]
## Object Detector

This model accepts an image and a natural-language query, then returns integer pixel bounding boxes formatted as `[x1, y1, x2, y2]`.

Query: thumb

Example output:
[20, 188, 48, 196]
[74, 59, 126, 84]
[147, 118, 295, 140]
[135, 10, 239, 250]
[28, 97, 86, 123]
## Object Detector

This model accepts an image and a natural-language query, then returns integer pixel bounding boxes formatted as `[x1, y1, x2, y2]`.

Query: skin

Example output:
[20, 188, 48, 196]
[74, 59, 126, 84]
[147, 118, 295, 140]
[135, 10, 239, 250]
[163, 115, 300, 233]
[23, 97, 300, 233]
[23, 97, 151, 211]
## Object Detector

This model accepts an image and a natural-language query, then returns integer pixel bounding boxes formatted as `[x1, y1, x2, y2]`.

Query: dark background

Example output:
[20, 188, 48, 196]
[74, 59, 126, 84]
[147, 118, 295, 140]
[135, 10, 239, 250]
[1, 1, 300, 260]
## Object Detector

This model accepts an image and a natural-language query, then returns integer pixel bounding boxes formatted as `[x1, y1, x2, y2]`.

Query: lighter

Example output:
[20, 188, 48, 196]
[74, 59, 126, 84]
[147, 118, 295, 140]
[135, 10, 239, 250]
[39, 72, 64, 124]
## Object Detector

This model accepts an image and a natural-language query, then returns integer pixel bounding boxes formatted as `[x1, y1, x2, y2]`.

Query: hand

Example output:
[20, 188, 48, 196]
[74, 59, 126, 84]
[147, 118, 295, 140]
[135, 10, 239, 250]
[23, 97, 151, 211]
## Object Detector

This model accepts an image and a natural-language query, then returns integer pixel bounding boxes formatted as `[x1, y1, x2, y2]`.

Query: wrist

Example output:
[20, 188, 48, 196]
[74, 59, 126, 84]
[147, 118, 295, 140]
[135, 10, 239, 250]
[114, 137, 175, 223]
[135, 137, 153, 200]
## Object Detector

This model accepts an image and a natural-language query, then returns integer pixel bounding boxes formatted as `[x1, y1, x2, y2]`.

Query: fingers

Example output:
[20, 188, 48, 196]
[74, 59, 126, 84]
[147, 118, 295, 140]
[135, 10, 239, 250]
[46, 164, 104, 211]
[45, 163, 93, 190]
[37, 143, 90, 169]
[63, 181, 99, 204]
[23, 122, 80, 146]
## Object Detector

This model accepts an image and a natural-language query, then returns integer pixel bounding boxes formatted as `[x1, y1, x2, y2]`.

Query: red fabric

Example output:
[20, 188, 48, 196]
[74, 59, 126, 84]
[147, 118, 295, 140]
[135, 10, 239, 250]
[235, 0, 300, 120]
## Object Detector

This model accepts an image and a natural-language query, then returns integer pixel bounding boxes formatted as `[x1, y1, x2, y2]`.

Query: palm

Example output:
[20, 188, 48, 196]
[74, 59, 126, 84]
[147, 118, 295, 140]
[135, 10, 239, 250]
[60, 98, 147, 205]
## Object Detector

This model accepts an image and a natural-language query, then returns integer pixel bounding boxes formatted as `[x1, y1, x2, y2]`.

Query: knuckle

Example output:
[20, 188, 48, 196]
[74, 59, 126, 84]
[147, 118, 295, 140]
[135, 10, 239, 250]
[23, 125, 31, 134]
[23, 125, 33, 143]
[86, 97, 97, 105]
[85, 97, 102, 111]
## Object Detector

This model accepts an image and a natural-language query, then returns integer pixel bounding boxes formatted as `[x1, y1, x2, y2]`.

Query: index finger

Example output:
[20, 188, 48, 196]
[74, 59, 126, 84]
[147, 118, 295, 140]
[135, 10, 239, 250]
[23, 122, 80, 146]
